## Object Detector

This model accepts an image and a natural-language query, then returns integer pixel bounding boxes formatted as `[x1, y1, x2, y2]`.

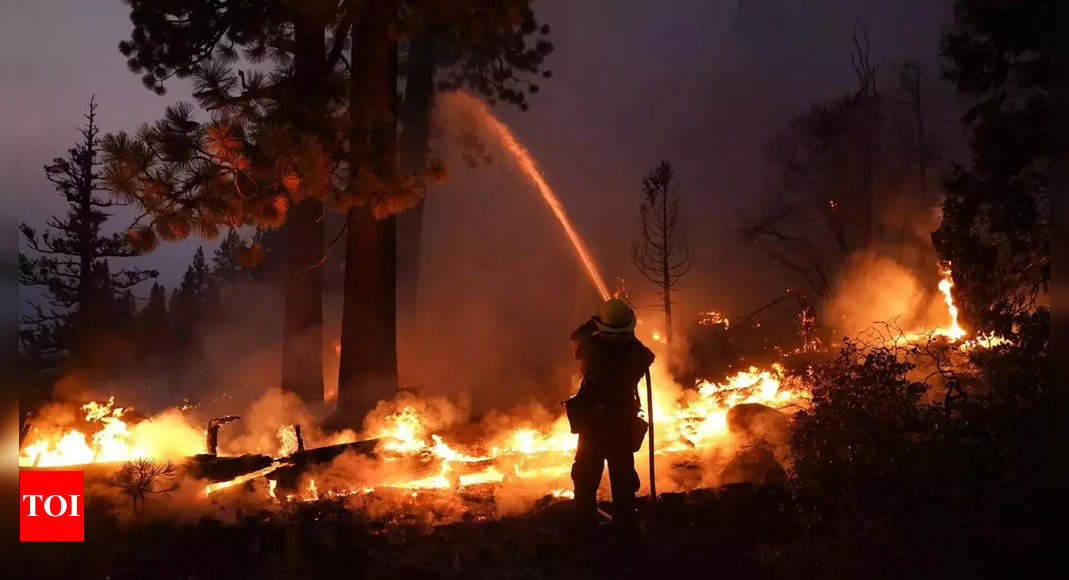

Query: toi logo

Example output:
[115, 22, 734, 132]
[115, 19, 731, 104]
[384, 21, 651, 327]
[20, 470, 85, 541]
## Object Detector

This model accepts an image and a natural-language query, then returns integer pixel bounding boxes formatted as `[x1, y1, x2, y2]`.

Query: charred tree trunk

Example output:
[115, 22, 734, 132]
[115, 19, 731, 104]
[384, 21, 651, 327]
[396, 8, 435, 385]
[339, 0, 399, 423]
[661, 187, 674, 346]
[281, 11, 327, 404]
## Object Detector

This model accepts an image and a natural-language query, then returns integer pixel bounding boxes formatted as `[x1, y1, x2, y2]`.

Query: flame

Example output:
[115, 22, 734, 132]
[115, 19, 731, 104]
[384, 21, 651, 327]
[205, 461, 286, 496]
[19, 398, 204, 468]
[277, 425, 299, 457]
[360, 360, 805, 497]
[23, 260, 1007, 510]
[906, 264, 1009, 350]
[933, 267, 967, 341]
[664, 364, 803, 451]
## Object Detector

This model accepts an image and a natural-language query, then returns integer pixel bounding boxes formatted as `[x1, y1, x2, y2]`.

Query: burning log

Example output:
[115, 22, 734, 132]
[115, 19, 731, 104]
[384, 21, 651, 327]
[186, 453, 274, 482]
[205, 415, 240, 456]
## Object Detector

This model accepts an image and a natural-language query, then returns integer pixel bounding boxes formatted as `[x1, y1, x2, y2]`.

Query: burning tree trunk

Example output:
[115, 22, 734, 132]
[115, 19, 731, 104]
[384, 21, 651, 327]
[205, 416, 239, 457]
[632, 160, 690, 346]
[338, 0, 400, 423]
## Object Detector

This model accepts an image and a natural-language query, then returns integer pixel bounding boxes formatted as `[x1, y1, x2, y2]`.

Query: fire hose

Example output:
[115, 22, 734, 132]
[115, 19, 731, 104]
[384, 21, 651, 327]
[645, 369, 657, 530]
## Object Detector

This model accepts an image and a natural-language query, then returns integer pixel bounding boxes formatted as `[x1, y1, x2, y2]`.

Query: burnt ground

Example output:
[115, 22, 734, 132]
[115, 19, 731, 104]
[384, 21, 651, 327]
[18, 480, 1042, 580]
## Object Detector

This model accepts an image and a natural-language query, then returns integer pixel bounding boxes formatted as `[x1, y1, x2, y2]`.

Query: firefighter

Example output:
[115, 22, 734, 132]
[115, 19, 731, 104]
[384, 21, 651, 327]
[567, 298, 655, 545]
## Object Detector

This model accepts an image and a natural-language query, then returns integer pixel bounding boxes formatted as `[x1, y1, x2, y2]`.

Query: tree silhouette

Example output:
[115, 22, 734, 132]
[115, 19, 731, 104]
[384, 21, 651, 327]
[743, 26, 916, 300]
[632, 160, 690, 346]
[139, 282, 168, 339]
[108, 458, 177, 514]
[107, 0, 556, 424]
[107, 0, 358, 404]
[19, 97, 157, 362]
[934, 0, 1050, 335]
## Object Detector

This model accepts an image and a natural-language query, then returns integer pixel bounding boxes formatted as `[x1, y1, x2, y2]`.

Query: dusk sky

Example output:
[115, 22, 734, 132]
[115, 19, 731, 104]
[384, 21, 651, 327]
[2, 0, 961, 315]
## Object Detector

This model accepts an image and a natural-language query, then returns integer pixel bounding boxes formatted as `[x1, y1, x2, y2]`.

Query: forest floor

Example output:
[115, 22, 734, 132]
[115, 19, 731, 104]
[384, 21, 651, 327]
[20, 481, 1031, 579]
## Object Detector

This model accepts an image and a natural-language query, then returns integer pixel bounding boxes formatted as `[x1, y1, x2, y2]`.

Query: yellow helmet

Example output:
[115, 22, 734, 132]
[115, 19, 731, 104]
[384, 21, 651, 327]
[594, 298, 636, 334]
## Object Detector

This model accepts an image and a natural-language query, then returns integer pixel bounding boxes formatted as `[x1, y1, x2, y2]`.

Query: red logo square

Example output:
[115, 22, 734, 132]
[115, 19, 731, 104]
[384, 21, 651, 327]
[20, 470, 85, 541]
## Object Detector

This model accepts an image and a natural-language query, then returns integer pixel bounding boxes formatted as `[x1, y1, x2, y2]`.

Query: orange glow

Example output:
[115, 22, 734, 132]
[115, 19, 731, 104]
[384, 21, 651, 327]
[697, 311, 730, 328]
[205, 461, 285, 496]
[19, 397, 204, 468]
[933, 266, 967, 341]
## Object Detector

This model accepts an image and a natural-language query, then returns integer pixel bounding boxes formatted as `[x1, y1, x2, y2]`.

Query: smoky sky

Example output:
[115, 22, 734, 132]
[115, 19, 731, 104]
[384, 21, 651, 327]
[2, 0, 960, 318]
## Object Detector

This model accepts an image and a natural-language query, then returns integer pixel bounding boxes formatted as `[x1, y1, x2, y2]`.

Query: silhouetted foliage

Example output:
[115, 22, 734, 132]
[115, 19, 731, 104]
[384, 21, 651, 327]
[632, 160, 690, 346]
[19, 98, 157, 363]
[791, 342, 931, 501]
[107, 458, 178, 514]
[745, 26, 919, 300]
[933, 0, 1050, 335]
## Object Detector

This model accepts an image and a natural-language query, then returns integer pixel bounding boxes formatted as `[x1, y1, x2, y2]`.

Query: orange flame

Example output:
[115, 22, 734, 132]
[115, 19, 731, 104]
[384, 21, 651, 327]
[19, 398, 204, 468]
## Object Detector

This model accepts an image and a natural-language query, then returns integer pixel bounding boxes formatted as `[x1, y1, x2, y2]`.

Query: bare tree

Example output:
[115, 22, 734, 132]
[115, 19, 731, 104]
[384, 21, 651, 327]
[898, 61, 929, 207]
[743, 24, 914, 300]
[108, 459, 177, 514]
[632, 160, 690, 346]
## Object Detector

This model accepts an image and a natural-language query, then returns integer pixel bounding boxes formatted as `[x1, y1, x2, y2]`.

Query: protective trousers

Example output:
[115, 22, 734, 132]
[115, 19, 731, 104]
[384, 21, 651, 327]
[571, 431, 640, 538]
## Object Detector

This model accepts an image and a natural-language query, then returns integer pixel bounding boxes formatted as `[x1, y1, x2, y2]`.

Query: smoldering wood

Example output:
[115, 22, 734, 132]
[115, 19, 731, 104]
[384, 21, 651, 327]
[205, 415, 240, 457]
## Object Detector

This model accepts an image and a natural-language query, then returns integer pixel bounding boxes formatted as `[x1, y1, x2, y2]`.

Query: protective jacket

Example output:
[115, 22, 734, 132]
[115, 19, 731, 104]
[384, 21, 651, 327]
[568, 319, 655, 433]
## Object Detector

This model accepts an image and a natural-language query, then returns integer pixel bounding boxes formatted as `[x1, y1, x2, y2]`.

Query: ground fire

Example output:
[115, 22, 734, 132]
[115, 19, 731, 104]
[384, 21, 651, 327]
[18, 261, 1008, 522]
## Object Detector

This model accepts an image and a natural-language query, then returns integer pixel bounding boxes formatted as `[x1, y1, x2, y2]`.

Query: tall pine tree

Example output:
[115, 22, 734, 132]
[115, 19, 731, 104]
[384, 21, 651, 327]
[339, 0, 555, 422]
[106, 0, 355, 404]
[19, 97, 157, 363]
[106, 0, 555, 424]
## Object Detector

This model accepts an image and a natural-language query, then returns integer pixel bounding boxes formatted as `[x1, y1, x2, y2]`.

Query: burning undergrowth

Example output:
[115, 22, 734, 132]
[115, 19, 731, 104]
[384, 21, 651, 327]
[18, 254, 1011, 529]
[20, 353, 810, 526]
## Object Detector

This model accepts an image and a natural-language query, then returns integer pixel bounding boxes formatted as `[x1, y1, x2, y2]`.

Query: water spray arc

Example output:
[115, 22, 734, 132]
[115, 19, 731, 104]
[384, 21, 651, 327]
[449, 92, 611, 301]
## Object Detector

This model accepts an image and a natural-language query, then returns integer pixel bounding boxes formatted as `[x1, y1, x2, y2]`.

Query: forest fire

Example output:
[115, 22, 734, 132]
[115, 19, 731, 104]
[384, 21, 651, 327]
[19, 358, 807, 508]
[19, 256, 1009, 517]
[13, 1, 1049, 573]
[19, 262, 1007, 510]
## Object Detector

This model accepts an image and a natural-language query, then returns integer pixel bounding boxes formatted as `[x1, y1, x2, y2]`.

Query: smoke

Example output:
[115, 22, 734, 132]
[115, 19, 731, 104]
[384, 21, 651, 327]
[399, 93, 600, 413]
[824, 249, 948, 338]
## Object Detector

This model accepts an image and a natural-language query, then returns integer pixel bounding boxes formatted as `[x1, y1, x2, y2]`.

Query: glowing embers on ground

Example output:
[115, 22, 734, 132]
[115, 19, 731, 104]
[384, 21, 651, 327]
[19, 397, 205, 468]
[697, 311, 730, 328]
